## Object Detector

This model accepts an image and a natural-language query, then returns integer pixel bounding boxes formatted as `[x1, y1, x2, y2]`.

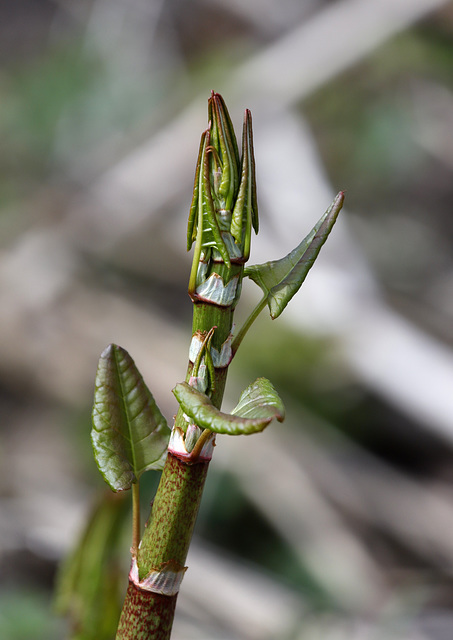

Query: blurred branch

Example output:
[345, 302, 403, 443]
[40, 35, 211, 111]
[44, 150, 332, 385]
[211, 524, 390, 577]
[217, 428, 386, 611]
[219, 407, 453, 612]
[65, 0, 452, 247]
[231, 0, 452, 106]
[176, 540, 302, 640]
[412, 79, 453, 171]
[287, 410, 453, 575]
[0, 252, 187, 407]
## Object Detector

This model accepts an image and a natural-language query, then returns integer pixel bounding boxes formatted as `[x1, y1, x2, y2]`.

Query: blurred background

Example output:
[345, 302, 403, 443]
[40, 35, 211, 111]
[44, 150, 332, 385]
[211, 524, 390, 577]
[1, 0, 453, 638]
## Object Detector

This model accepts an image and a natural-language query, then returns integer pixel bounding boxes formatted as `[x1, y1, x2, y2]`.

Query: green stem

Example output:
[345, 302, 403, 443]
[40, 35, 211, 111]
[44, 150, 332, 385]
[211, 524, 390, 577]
[115, 92, 252, 639]
[116, 284, 238, 640]
[175, 262, 242, 432]
[138, 454, 209, 578]
[116, 584, 177, 640]
[116, 454, 210, 640]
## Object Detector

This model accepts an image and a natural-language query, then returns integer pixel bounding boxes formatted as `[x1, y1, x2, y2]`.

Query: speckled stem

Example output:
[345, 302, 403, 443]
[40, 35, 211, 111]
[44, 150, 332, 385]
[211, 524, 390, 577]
[116, 454, 209, 640]
[138, 453, 210, 578]
[116, 92, 252, 639]
[116, 583, 177, 640]
[116, 289, 239, 639]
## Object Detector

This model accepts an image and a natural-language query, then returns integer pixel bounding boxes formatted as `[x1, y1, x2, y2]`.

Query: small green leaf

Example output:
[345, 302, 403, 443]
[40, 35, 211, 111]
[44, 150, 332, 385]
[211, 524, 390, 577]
[208, 91, 240, 210]
[91, 344, 170, 492]
[245, 192, 344, 319]
[187, 131, 205, 251]
[187, 129, 231, 267]
[231, 109, 258, 259]
[231, 377, 285, 421]
[173, 378, 284, 436]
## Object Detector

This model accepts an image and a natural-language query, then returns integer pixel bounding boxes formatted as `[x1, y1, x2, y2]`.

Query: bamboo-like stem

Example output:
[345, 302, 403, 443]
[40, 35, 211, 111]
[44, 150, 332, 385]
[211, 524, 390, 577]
[116, 454, 210, 640]
[88, 91, 341, 640]
[116, 299, 237, 640]
[138, 454, 210, 578]
[116, 584, 177, 640]
[116, 92, 253, 639]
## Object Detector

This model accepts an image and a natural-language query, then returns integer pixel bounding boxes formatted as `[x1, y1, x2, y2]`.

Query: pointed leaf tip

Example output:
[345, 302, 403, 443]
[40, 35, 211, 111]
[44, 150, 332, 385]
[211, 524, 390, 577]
[232, 377, 285, 423]
[245, 192, 344, 319]
[91, 344, 170, 492]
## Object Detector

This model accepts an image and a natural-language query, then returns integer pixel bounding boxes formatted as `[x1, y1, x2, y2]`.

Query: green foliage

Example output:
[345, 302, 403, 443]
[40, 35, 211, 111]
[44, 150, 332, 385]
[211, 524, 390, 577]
[91, 344, 170, 492]
[245, 192, 344, 319]
[231, 109, 258, 259]
[3, 45, 98, 155]
[187, 129, 232, 267]
[83, 92, 342, 638]
[54, 492, 129, 640]
[173, 377, 284, 435]
[208, 92, 240, 211]
[0, 590, 64, 640]
[188, 92, 259, 295]
[231, 377, 285, 422]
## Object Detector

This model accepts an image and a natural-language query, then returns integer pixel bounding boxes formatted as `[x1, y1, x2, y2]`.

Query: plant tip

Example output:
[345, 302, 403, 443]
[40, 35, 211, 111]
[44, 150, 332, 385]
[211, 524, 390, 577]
[101, 343, 115, 358]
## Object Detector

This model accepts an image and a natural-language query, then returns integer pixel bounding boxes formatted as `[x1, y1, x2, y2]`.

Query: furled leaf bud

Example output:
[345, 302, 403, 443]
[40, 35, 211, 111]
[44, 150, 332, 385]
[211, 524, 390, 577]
[187, 92, 259, 297]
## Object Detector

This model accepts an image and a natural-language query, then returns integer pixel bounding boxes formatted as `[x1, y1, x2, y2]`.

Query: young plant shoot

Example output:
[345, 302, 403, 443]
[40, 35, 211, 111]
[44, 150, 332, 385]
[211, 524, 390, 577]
[85, 92, 342, 639]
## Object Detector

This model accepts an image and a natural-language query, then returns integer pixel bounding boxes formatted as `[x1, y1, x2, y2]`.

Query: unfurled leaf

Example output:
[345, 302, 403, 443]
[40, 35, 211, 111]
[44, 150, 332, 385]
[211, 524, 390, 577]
[91, 344, 170, 492]
[245, 192, 344, 319]
[231, 377, 285, 422]
[173, 378, 284, 436]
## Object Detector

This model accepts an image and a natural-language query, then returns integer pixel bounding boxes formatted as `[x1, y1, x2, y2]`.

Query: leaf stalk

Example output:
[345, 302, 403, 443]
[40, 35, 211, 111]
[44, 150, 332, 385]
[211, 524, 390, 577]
[131, 482, 140, 558]
[231, 294, 268, 357]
